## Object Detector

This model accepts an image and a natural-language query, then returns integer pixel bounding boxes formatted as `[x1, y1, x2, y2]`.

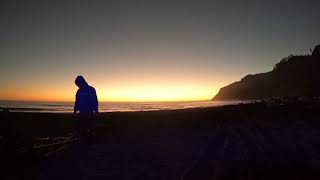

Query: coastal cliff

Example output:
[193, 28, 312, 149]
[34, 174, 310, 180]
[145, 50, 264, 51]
[213, 44, 320, 100]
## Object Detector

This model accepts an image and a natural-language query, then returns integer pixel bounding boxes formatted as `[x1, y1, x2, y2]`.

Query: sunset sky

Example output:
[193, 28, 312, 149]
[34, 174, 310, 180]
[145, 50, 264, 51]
[1, 0, 319, 102]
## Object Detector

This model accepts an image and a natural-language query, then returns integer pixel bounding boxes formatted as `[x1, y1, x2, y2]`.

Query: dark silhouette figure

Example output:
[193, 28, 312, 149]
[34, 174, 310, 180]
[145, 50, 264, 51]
[74, 75, 99, 145]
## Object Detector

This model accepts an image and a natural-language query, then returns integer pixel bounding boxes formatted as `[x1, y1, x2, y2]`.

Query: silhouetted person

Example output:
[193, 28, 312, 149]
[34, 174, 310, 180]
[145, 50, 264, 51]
[74, 75, 99, 145]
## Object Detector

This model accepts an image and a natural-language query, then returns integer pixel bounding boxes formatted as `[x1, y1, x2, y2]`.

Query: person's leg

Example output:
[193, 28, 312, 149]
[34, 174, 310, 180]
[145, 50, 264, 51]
[77, 114, 88, 144]
[75, 115, 82, 142]
[78, 113, 96, 146]
[86, 114, 95, 146]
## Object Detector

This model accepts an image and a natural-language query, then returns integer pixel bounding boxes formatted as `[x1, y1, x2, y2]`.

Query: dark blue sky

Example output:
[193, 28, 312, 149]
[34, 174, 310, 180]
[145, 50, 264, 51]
[1, 0, 319, 101]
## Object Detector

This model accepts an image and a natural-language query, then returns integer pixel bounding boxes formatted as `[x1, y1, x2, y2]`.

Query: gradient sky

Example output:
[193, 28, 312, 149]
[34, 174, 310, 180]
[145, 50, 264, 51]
[1, 0, 319, 102]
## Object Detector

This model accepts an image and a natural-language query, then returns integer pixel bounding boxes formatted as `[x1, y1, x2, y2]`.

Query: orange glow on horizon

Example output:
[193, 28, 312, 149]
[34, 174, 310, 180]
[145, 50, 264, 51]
[0, 44, 244, 103]
[0, 62, 224, 102]
[98, 85, 217, 102]
[0, 83, 223, 102]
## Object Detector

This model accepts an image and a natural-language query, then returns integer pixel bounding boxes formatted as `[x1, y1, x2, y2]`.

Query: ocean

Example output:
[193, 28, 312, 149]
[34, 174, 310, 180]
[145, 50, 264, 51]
[0, 100, 250, 113]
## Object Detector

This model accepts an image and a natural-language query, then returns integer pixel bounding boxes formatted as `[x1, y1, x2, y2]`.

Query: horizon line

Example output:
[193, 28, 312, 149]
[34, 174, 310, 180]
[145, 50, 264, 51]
[0, 99, 214, 103]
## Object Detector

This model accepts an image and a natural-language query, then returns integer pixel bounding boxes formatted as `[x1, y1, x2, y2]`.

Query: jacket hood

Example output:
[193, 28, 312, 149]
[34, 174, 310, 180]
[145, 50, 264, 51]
[75, 75, 88, 88]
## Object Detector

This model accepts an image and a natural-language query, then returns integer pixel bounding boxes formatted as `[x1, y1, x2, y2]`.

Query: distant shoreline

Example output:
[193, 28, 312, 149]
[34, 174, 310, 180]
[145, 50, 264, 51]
[0, 100, 251, 113]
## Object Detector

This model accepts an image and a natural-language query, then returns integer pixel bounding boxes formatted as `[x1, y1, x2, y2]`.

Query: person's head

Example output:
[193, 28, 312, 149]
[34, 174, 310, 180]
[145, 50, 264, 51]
[75, 75, 88, 88]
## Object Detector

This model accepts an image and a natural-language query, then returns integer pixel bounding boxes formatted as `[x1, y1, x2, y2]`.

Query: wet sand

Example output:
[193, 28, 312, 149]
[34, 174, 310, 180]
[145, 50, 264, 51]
[1, 103, 320, 179]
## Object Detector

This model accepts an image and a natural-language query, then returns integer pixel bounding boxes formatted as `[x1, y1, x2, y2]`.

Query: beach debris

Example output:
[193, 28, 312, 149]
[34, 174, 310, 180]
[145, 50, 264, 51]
[33, 135, 78, 149]
[0, 108, 10, 113]
[251, 96, 320, 108]
[31, 134, 78, 157]
[44, 145, 68, 157]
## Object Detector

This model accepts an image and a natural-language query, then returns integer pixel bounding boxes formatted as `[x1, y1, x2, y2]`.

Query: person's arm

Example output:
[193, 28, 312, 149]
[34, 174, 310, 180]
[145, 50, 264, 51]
[93, 89, 99, 113]
[74, 91, 79, 114]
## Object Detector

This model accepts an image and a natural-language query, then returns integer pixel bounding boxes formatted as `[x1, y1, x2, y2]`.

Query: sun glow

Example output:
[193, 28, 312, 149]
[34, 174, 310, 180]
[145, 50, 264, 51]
[98, 84, 217, 102]
[0, 82, 219, 102]
[0, 70, 230, 102]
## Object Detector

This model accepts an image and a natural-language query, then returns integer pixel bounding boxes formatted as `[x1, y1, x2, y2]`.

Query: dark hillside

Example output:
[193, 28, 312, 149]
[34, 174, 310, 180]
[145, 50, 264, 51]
[213, 45, 320, 100]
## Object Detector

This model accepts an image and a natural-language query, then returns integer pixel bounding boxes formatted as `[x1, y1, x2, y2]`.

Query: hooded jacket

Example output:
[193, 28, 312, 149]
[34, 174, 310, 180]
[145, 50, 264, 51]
[74, 76, 99, 113]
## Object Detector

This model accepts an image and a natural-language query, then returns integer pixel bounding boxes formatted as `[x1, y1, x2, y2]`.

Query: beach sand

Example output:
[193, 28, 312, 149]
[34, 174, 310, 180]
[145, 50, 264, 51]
[1, 103, 320, 179]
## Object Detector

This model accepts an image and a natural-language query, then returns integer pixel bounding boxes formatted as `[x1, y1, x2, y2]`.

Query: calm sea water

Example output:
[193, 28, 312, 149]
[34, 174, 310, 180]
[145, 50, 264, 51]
[0, 100, 250, 113]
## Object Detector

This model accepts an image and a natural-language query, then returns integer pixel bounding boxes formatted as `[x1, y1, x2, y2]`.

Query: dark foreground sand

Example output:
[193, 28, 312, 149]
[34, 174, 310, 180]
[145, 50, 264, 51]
[1, 102, 320, 180]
